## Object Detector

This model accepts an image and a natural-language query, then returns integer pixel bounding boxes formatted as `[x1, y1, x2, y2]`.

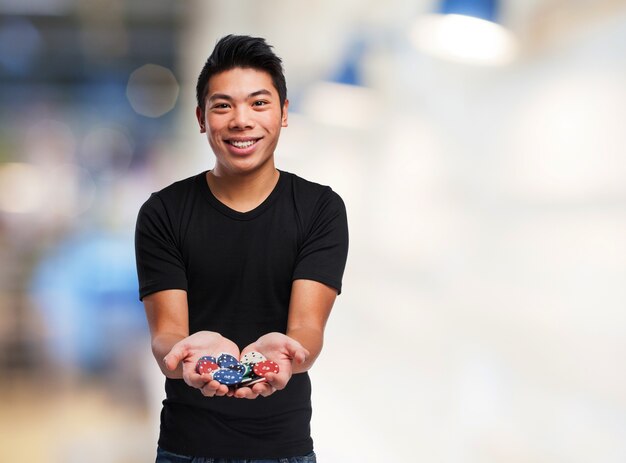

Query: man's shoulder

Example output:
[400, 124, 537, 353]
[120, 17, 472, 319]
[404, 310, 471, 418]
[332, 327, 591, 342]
[154, 172, 204, 199]
[139, 172, 204, 217]
[282, 170, 335, 199]
[281, 170, 345, 215]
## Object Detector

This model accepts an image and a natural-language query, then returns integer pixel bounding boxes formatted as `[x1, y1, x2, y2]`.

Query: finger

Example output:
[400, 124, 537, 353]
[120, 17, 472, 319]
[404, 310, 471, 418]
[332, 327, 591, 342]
[283, 339, 309, 365]
[264, 372, 289, 390]
[182, 361, 208, 388]
[214, 383, 230, 396]
[233, 387, 259, 399]
[200, 380, 229, 397]
[253, 381, 276, 397]
[163, 341, 188, 371]
[200, 381, 220, 397]
[188, 372, 213, 389]
[292, 347, 309, 365]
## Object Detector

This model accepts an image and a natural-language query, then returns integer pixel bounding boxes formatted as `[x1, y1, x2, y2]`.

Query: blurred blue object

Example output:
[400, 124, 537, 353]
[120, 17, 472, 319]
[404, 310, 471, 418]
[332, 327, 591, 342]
[0, 18, 42, 75]
[438, 0, 499, 23]
[30, 231, 147, 372]
[331, 39, 367, 87]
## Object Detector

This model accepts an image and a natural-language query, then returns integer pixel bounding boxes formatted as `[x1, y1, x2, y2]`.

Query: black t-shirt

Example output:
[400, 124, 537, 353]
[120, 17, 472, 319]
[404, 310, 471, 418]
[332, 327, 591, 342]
[134, 170, 349, 458]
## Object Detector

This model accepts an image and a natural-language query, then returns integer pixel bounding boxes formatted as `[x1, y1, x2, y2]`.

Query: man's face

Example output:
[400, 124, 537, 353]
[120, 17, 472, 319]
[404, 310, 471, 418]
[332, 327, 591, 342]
[196, 67, 288, 176]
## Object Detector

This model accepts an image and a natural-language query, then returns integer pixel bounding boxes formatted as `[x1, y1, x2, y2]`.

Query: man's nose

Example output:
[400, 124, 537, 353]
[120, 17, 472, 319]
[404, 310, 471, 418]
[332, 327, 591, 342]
[229, 106, 254, 129]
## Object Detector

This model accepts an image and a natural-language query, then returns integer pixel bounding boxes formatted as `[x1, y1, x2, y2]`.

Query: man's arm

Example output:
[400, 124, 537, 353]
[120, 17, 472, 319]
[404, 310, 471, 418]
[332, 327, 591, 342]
[143, 289, 189, 379]
[233, 279, 337, 399]
[286, 278, 337, 374]
[143, 289, 239, 397]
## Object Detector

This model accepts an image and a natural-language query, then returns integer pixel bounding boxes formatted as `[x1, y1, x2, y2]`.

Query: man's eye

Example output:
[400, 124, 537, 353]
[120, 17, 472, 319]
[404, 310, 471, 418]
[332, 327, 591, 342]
[253, 101, 268, 106]
[213, 103, 229, 109]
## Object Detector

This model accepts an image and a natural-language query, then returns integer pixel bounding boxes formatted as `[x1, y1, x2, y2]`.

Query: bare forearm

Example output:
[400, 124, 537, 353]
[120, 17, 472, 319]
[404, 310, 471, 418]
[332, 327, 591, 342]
[285, 280, 337, 374]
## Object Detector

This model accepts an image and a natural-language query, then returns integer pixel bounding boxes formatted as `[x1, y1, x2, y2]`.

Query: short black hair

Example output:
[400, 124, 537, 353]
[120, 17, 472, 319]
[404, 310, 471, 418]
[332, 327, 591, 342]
[196, 34, 287, 113]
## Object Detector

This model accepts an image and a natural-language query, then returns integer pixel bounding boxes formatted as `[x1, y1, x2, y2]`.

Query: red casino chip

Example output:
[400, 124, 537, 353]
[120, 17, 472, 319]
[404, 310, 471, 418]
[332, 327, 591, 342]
[253, 360, 280, 377]
[196, 358, 220, 375]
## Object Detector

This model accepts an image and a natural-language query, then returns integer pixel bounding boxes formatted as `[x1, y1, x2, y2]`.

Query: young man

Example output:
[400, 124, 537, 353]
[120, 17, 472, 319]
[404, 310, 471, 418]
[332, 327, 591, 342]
[135, 35, 349, 462]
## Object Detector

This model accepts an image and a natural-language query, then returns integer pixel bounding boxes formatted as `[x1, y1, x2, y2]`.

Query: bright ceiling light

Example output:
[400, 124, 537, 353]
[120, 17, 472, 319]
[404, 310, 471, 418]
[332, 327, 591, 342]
[410, 0, 517, 66]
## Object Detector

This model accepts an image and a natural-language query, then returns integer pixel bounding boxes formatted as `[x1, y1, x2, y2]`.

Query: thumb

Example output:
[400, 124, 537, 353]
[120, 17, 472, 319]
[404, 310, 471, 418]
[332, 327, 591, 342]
[293, 347, 309, 365]
[285, 338, 309, 365]
[163, 341, 187, 371]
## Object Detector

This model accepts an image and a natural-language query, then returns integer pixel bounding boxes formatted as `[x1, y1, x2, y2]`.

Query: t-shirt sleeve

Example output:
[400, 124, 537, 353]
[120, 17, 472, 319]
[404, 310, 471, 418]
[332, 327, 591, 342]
[135, 193, 188, 300]
[292, 189, 349, 294]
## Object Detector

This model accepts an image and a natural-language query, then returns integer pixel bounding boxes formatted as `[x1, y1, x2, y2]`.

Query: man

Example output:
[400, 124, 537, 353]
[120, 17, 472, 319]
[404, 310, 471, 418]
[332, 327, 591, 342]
[135, 34, 349, 462]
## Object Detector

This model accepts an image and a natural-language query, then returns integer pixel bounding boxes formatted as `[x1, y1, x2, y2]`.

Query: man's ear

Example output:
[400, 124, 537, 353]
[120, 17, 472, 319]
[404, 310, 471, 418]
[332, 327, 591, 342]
[195, 106, 206, 133]
[281, 99, 289, 127]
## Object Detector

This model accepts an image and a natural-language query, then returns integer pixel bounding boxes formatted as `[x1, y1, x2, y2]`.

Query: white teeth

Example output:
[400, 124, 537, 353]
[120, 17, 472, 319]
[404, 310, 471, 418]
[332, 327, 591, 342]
[230, 140, 256, 148]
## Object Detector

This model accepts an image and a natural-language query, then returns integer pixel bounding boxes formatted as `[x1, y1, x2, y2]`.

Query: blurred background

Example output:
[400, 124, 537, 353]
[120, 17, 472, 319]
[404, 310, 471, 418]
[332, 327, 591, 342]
[1, 0, 625, 461]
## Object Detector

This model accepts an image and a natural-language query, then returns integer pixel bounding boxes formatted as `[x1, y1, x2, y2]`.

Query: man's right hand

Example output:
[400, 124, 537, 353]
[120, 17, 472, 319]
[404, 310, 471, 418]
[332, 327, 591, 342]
[164, 331, 240, 397]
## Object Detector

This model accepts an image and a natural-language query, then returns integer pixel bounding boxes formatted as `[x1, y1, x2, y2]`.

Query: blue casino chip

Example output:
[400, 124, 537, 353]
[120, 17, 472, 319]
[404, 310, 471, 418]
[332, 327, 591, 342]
[228, 362, 246, 375]
[217, 353, 239, 368]
[199, 355, 217, 364]
[212, 368, 244, 385]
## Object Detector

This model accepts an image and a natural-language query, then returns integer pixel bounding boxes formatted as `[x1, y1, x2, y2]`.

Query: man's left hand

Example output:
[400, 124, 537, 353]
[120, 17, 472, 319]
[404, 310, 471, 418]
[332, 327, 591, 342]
[232, 332, 309, 399]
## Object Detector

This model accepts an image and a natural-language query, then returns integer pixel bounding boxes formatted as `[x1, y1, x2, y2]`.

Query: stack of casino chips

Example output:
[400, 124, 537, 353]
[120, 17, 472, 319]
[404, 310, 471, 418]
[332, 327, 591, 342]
[196, 351, 280, 387]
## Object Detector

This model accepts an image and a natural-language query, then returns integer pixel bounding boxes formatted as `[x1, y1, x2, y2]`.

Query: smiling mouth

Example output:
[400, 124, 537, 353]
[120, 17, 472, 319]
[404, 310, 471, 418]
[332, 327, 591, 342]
[227, 139, 260, 149]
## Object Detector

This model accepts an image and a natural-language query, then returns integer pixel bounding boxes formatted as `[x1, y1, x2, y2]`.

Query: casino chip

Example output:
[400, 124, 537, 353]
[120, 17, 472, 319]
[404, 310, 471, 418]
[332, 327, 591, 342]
[200, 355, 217, 364]
[217, 353, 239, 368]
[228, 362, 247, 375]
[194, 351, 279, 389]
[253, 360, 280, 377]
[238, 376, 267, 387]
[212, 368, 244, 385]
[196, 357, 219, 375]
[240, 351, 266, 364]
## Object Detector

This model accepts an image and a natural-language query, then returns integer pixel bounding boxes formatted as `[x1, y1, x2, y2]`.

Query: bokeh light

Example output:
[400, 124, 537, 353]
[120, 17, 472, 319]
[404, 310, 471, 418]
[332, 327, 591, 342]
[79, 126, 134, 178]
[126, 64, 180, 118]
[45, 163, 97, 217]
[411, 13, 518, 65]
[0, 162, 47, 214]
[22, 118, 76, 167]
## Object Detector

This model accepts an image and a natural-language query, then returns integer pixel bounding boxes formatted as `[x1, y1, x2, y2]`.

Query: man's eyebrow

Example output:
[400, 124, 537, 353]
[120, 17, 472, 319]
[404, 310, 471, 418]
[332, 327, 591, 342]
[248, 89, 272, 98]
[208, 93, 233, 102]
[208, 89, 273, 102]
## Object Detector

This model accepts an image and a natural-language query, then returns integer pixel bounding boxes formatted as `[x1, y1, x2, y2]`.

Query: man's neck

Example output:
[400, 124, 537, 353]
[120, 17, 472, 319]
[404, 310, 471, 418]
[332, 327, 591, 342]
[206, 165, 280, 213]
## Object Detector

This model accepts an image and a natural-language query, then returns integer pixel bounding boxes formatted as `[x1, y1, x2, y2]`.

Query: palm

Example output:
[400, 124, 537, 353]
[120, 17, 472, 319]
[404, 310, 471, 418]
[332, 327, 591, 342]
[182, 332, 240, 364]
[166, 331, 240, 391]
[242, 332, 307, 390]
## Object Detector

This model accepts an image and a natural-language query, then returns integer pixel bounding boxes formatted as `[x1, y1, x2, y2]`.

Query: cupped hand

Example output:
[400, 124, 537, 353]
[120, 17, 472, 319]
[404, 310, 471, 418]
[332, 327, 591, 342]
[164, 331, 240, 397]
[232, 332, 309, 399]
